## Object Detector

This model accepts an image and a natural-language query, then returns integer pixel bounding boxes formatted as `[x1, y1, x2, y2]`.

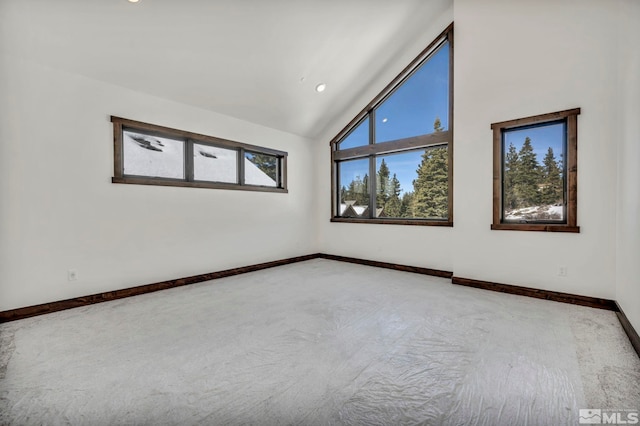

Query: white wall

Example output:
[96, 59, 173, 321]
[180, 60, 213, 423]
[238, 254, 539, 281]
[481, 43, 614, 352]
[452, 0, 619, 299]
[616, 0, 640, 332]
[1, 0, 637, 335]
[316, 0, 627, 303]
[0, 54, 315, 311]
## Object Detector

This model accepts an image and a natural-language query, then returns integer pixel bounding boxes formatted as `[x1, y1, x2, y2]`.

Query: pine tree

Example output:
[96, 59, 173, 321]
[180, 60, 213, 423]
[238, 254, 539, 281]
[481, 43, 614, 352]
[383, 173, 402, 217]
[411, 147, 448, 218]
[344, 178, 357, 202]
[400, 192, 414, 218]
[540, 147, 563, 205]
[391, 173, 401, 198]
[376, 159, 391, 207]
[513, 137, 541, 207]
[362, 174, 369, 205]
[247, 154, 277, 181]
[410, 117, 448, 218]
[433, 117, 444, 132]
[345, 175, 368, 205]
[503, 143, 519, 210]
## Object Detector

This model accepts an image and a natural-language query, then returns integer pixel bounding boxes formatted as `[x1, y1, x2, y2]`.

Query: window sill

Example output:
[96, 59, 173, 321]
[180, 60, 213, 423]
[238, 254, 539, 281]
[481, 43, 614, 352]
[491, 223, 580, 233]
[112, 177, 288, 193]
[331, 217, 453, 227]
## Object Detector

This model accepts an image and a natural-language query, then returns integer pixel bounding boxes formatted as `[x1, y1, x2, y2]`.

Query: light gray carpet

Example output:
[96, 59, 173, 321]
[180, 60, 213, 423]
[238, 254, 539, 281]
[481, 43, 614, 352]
[1, 259, 639, 425]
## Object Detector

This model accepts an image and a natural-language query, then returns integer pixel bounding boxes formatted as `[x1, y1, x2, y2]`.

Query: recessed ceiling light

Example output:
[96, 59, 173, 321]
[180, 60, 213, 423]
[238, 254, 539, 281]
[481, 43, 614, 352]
[128, 0, 139, 3]
[315, 83, 326, 93]
[382, 118, 388, 123]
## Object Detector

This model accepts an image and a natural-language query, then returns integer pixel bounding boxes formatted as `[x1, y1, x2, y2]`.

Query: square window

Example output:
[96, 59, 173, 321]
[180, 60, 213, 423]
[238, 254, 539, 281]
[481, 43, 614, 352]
[491, 109, 580, 233]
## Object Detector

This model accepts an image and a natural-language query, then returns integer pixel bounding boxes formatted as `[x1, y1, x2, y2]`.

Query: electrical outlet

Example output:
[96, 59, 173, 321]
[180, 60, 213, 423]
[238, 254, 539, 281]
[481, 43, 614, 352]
[68, 269, 78, 281]
[558, 266, 568, 277]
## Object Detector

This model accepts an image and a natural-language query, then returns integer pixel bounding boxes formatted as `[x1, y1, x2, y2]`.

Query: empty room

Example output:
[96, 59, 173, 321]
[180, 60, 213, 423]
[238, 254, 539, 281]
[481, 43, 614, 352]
[1, 0, 639, 425]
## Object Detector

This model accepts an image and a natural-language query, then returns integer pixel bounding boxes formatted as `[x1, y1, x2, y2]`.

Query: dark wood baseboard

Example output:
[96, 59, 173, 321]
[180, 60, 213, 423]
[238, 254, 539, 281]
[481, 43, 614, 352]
[318, 253, 453, 279]
[616, 302, 640, 358]
[3, 252, 635, 359]
[0, 254, 320, 323]
[452, 276, 618, 311]
[0, 254, 452, 323]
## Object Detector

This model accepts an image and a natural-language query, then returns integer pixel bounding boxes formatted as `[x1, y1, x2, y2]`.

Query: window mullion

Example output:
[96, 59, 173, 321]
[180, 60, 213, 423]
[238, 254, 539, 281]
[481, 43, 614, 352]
[499, 133, 506, 223]
[368, 110, 376, 219]
[368, 156, 376, 219]
[238, 148, 245, 186]
[185, 139, 194, 182]
[333, 131, 450, 161]
[334, 161, 340, 217]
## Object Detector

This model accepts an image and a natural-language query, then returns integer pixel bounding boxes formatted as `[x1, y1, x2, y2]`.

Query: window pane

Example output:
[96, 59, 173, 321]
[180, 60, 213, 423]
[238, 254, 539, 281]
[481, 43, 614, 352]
[375, 147, 448, 219]
[338, 158, 371, 218]
[245, 152, 278, 187]
[375, 42, 449, 144]
[193, 143, 238, 183]
[502, 122, 566, 223]
[338, 117, 369, 150]
[123, 130, 184, 179]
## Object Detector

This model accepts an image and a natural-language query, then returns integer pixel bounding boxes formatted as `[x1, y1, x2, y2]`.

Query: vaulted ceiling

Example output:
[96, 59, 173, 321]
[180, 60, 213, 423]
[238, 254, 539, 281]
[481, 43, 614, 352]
[0, 0, 451, 139]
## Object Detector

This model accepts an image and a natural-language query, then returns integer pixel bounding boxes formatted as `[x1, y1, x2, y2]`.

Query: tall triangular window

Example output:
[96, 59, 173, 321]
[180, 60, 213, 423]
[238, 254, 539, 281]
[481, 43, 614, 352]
[331, 24, 453, 225]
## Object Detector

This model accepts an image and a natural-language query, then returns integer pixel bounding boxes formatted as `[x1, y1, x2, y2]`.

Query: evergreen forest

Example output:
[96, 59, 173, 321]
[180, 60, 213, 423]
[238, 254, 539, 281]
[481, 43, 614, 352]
[340, 118, 449, 219]
[503, 134, 564, 220]
[340, 119, 564, 220]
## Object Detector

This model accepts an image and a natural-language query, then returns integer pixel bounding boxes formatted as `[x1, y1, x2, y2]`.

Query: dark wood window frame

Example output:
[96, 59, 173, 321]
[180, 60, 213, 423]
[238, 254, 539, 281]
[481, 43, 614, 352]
[111, 116, 288, 193]
[329, 23, 454, 226]
[491, 108, 580, 233]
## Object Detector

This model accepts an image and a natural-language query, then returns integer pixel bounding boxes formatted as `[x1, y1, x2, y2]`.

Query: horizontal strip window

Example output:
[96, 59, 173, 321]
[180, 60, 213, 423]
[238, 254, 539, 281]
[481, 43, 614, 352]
[111, 116, 287, 193]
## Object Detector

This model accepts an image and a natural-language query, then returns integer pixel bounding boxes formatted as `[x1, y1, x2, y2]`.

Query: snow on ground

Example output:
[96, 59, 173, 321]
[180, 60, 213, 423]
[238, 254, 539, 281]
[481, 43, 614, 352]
[505, 204, 564, 221]
[548, 205, 563, 217]
[123, 132, 276, 187]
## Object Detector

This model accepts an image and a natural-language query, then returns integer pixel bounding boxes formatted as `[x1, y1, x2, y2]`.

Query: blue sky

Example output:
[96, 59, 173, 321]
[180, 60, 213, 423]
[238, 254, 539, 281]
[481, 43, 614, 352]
[338, 40, 566, 201]
[503, 122, 565, 166]
[339, 42, 449, 196]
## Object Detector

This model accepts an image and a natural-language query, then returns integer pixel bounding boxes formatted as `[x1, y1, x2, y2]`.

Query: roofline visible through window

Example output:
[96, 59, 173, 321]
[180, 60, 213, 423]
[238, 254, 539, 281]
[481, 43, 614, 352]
[111, 116, 288, 193]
